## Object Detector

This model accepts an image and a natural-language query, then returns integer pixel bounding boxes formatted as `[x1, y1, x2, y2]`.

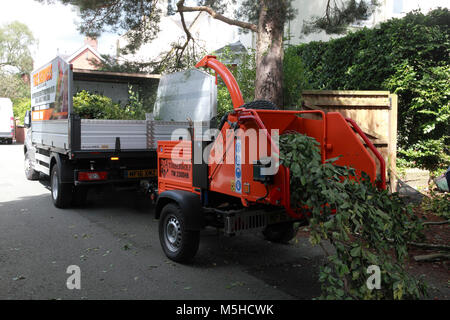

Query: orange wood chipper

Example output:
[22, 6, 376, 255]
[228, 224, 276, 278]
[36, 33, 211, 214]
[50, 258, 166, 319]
[155, 55, 386, 262]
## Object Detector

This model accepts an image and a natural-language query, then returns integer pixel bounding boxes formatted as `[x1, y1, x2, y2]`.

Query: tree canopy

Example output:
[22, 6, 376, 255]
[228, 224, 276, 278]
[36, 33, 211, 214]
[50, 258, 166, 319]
[0, 21, 36, 101]
[0, 21, 36, 74]
[37, 0, 379, 106]
[303, 0, 379, 35]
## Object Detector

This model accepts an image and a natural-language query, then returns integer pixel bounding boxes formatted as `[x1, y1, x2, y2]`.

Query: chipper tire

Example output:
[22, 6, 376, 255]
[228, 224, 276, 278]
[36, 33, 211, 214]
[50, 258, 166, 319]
[263, 222, 298, 244]
[51, 165, 73, 209]
[242, 100, 278, 110]
[159, 203, 200, 263]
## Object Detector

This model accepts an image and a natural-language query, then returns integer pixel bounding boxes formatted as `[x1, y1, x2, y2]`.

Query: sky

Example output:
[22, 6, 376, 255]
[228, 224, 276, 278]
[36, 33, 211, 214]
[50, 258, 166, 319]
[0, 0, 118, 69]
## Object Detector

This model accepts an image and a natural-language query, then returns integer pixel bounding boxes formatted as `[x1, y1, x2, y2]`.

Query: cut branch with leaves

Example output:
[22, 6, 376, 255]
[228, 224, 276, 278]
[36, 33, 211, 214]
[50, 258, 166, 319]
[280, 132, 427, 299]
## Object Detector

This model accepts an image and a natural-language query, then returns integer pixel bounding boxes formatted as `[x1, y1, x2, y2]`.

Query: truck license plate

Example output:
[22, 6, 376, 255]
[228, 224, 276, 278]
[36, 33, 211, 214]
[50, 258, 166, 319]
[126, 169, 157, 178]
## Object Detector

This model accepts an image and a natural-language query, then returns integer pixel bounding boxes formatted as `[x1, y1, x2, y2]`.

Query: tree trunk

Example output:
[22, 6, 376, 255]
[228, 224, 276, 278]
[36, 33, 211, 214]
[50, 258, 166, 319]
[255, 0, 286, 108]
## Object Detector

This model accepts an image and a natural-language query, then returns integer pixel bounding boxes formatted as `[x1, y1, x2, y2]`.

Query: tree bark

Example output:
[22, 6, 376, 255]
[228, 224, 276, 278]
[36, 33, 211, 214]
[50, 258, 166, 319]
[254, 0, 286, 108]
[177, 0, 288, 108]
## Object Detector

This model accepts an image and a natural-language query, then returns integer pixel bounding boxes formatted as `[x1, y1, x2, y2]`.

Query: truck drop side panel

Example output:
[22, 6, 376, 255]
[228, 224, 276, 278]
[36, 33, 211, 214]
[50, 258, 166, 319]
[80, 119, 148, 150]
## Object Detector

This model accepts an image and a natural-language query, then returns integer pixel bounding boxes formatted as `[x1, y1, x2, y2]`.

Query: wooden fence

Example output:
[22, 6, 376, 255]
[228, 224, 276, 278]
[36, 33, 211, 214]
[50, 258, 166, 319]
[301, 90, 398, 191]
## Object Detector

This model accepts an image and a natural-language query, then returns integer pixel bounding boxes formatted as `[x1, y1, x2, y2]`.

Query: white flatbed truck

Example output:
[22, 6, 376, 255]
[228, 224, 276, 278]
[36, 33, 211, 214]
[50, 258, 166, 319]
[24, 56, 216, 208]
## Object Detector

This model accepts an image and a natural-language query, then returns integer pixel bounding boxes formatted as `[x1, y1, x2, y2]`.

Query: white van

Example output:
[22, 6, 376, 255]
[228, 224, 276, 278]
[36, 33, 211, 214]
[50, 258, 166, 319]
[0, 98, 14, 144]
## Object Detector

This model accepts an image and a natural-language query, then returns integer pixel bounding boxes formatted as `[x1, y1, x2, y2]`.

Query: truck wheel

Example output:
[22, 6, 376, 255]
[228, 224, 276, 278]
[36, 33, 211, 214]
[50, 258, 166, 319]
[7, 138, 13, 144]
[24, 152, 40, 181]
[51, 165, 72, 208]
[159, 203, 199, 262]
[263, 222, 297, 244]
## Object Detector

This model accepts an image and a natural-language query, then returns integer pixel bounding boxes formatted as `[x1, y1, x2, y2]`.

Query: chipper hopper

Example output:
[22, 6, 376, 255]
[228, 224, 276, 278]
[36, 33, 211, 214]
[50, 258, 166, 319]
[155, 55, 386, 262]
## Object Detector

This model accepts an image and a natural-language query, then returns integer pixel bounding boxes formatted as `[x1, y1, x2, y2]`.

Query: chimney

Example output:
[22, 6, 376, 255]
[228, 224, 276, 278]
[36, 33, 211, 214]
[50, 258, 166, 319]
[84, 36, 98, 50]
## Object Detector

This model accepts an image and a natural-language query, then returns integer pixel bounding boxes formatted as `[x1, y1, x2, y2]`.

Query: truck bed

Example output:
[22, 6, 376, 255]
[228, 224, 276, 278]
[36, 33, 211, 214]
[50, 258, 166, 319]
[80, 119, 147, 150]
[31, 118, 200, 153]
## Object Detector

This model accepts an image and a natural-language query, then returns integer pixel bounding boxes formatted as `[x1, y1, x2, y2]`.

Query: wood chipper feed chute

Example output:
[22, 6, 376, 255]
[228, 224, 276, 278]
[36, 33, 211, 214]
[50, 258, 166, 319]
[205, 106, 384, 218]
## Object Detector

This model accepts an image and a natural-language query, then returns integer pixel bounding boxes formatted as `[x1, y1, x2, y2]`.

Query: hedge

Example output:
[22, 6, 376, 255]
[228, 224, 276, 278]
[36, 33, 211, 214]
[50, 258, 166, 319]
[285, 8, 449, 171]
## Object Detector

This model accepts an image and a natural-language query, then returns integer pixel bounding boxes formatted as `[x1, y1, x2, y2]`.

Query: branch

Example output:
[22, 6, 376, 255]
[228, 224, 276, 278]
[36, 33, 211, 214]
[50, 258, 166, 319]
[408, 242, 450, 251]
[423, 220, 449, 226]
[325, 0, 331, 24]
[176, 0, 257, 32]
[413, 253, 450, 262]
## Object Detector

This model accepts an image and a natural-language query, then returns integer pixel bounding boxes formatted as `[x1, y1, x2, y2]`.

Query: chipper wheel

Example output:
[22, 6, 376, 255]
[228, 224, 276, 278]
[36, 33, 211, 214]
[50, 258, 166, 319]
[242, 100, 278, 110]
[262, 222, 298, 244]
[159, 203, 200, 263]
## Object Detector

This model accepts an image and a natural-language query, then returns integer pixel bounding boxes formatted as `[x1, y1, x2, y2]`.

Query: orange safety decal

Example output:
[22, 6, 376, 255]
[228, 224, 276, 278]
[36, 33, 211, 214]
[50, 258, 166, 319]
[32, 109, 54, 121]
[160, 158, 191, 182]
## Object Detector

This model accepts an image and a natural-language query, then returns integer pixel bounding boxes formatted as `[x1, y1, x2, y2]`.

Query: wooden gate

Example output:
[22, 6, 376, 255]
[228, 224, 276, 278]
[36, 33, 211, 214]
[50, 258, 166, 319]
[301, 90, 398, 191]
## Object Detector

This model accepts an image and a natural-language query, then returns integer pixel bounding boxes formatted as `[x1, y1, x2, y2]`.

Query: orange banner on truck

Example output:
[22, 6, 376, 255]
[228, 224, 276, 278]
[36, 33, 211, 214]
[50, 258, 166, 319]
[30, 57, 70, 120]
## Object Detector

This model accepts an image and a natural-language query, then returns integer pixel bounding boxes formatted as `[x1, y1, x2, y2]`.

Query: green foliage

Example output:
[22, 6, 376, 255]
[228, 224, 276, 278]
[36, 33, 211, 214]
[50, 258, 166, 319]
[12, 98, 31, 125]
[397, 136, 450, 172]
[73, 91, 122, 119]
[289, 8, 450, 171]
[280, 132, 427, 299]
[217, 86, 234, 120]
[73, 90, 146, 120]
[215, 46, 257, 119]
[0, 73, 30, 101]
[421, 191, 450, 220]
[303, 0, 380, 35]
[215, 43, 310, 117]
[126, 85, 155, 119]
[0, 21, 35, 101]
[283, 46, 310, 108]
[0, 21, 36, 73]
[233, 0, 297, 33]
[45, 0, 161, 54]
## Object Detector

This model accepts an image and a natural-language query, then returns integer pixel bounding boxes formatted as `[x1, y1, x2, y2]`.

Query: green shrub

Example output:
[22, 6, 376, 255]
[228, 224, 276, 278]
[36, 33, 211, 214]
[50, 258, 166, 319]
[217, 85, 234, 120]
[73, 90, 148, 120]
[283, 45, 310, 108]
[73, 90, 123, 119]
[12, 98, 31, 125]
[421, 190, 450, 220]
[286, 8, 450, 171]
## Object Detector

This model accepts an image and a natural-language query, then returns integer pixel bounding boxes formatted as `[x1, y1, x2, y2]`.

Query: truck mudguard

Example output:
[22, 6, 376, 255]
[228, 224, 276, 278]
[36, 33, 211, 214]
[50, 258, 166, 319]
[50, 152, 74, 183]
[155, 190, 204, 231]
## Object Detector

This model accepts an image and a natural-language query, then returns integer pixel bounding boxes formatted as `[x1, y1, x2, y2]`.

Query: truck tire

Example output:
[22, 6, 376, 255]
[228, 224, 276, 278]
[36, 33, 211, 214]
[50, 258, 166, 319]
[242, 100, 278, 110]
[262, 222, 297, 244]
[24, 152, 40, 181]
[159, 203, 200, 262]
[7, 138, 13, 144]
[51, 165, 73, 209]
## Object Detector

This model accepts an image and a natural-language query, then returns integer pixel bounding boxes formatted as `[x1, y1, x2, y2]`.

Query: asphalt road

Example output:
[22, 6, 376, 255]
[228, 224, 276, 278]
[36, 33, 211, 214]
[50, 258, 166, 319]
[0, 144, 325, 300]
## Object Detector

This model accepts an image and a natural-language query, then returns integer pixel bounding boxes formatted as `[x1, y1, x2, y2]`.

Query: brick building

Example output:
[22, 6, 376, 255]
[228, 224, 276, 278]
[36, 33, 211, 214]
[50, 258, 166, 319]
[61, 37, 103, 70]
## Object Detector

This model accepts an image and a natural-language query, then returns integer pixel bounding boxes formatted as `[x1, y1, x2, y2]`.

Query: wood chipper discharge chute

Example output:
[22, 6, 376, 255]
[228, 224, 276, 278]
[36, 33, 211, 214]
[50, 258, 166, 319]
[155, 55, 386, 262]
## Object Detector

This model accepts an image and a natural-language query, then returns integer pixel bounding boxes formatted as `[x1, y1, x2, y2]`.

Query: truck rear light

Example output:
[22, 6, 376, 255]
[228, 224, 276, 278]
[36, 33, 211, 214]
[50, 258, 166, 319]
[78, 171, 108, 181]
[10, 117, 14, 131]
